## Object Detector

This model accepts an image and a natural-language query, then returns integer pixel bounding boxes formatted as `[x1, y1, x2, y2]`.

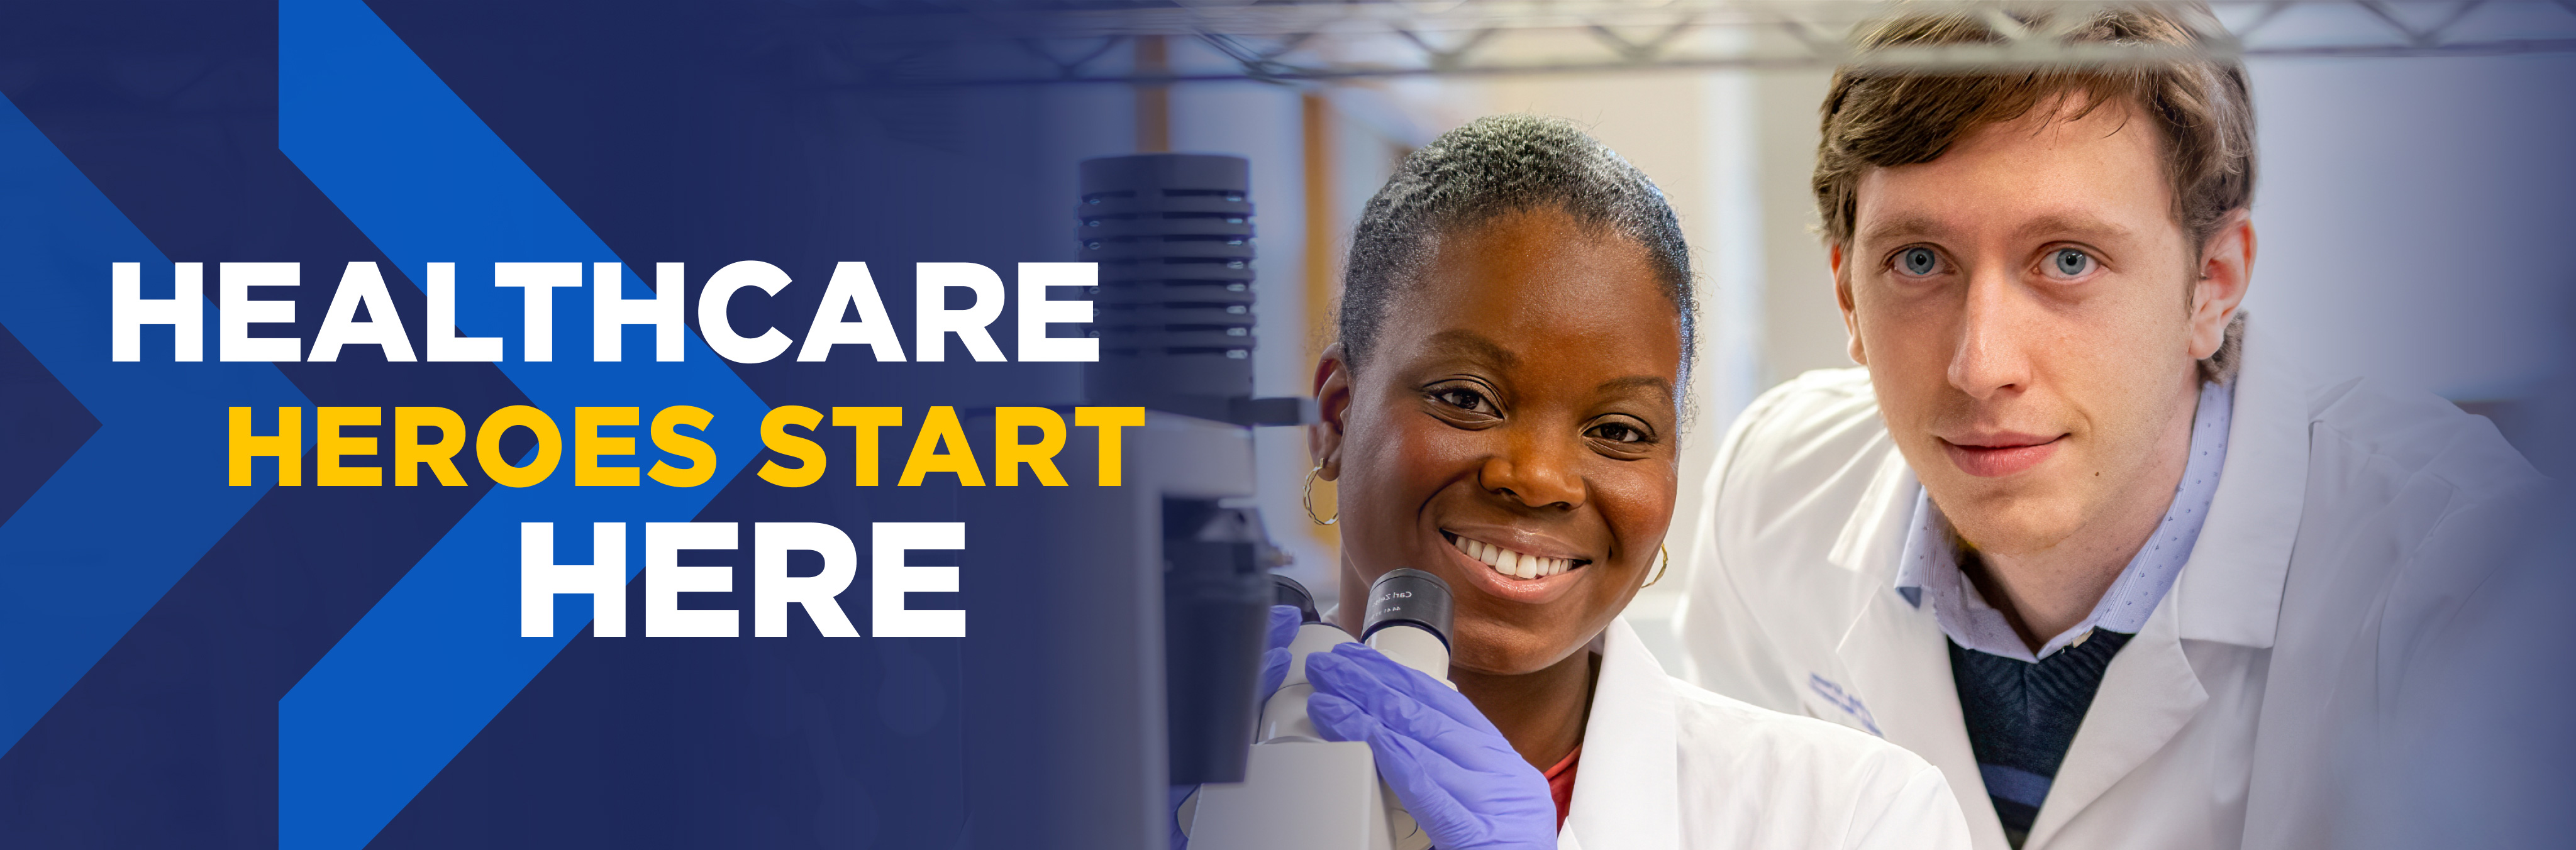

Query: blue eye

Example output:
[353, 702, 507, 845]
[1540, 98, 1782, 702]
[2050, 248, 2095, 277]
[1899, 247, 1939, 276]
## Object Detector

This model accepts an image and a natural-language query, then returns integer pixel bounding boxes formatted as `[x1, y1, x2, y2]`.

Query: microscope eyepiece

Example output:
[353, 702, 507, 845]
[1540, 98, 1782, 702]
[1361, 568, 1453, 650]
[1272, 575, 1322, 624]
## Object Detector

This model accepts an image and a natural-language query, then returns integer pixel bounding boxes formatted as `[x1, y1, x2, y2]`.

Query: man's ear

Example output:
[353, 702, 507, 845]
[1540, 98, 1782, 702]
[1310, 343, 1354, 481]
[2189, 209, 2255, 360]
[1831, 242, 1866, 366]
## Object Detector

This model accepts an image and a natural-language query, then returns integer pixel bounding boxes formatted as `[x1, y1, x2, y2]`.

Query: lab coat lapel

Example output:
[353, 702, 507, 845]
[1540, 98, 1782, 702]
[1835, 583, 2011, 850]
[1826, 449, 2014, 849]
[2171, 314, 2308, 649]
[2021, 593, 2209, 849]
[1560, 618, 1682, 850]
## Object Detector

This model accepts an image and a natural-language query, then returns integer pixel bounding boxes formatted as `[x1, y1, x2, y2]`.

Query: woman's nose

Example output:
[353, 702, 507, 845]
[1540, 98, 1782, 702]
[1479, 431, 1585, 510]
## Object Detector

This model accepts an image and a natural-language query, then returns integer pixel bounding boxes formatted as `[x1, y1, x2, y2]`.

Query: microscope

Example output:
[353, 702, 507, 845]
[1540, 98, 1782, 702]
[1074, 152, 1297, 796]
[1181, 568, 1457, 850]
[1077, 153, 1450, 849]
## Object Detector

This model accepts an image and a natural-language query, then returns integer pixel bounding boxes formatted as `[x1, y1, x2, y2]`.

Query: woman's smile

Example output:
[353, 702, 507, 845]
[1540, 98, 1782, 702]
[1446, 530, 1586, 578]
[1439, 528, 1594, 605]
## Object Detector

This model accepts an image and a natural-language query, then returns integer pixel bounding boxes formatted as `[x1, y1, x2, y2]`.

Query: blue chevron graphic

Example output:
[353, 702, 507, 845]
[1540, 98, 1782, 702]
[274, 1, 769, 848]
[0, 321, 101, 526]
[0, 93, 311, 756]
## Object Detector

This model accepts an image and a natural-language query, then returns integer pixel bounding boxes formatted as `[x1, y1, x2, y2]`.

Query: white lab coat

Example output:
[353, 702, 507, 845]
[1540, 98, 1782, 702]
[1673, 316, 2547, 850]
[1559, 616, 1970, 850]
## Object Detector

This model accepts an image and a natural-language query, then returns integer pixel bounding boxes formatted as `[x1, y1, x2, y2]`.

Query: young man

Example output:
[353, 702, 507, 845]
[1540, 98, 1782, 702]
[1674, 6, 2546, 850]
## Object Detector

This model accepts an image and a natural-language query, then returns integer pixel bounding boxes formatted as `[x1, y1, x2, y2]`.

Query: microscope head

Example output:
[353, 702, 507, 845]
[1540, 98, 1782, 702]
[1361, 568, 1453, 681]
[1273, 573, 1322, 624]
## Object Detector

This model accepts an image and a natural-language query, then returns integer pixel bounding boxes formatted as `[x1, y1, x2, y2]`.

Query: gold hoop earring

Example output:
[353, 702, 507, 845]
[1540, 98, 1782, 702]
[1302, 465, 1338, 526]
[1642, 545, 1670, 587]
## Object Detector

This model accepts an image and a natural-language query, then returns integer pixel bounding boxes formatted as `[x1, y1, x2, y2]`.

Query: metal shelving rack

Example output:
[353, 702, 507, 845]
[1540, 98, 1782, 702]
[769, 1, 2576, 86]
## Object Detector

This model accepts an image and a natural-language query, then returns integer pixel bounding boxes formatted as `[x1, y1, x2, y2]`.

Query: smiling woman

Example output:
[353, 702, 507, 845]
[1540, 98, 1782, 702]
[1322, 211, 1679, 656]
[1291, 114, 1972, 850]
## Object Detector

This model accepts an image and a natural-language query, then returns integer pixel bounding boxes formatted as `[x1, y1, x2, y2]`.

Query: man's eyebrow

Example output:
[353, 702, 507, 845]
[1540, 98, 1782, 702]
[1856, 214, 1948, 245]
[2016, 214, 2133, 242]
[1421, 329, 1516, 366]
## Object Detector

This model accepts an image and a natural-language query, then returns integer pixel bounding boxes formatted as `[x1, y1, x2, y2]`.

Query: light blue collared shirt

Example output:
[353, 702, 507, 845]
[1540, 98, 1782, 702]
[1895, 379, 2235, 661]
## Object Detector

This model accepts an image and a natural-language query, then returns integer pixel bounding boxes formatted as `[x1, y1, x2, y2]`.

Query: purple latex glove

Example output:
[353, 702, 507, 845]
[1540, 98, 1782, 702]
[1174, 604, 1305, 849]
[1305, 643, 1557, 850]
[1257, 604, 1299, 702]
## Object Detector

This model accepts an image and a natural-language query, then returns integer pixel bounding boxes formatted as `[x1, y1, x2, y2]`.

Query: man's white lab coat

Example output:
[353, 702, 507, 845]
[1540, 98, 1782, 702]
[1673, 317, 2546, 850]
[1558, 617, 1970, 850]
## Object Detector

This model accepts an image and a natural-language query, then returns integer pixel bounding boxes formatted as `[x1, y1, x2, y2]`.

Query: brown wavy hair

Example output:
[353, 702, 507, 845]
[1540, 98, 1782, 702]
[1814, 4, 2254, 250]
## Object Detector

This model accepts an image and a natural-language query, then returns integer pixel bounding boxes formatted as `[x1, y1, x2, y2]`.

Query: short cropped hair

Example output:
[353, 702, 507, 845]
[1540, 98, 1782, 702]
[1812, 3, 2254, 380]
[1339, 114, 1696, 395]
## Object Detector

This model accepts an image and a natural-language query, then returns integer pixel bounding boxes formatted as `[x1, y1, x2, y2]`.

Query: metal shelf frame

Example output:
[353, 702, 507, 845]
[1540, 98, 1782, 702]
[775, 1, 2576, 86]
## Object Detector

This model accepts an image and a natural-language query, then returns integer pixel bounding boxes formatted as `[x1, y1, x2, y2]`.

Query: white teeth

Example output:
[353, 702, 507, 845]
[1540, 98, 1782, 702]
[1451, 533, 1579, 581]
[1453, 536, 1566, 582]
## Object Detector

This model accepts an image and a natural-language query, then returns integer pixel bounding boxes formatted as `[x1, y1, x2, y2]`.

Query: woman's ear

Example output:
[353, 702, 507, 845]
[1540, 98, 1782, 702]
[1310, 343, 1353, 481]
